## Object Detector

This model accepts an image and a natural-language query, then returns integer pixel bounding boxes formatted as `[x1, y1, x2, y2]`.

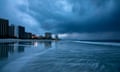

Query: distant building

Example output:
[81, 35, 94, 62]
[32, 34, 38, 39]
[45, 32, 52, 39]
[9, 25, 18, 38]
[0, 18, 9, 38]
[55, 34, 59, 40]
[38, 35, 44, 39]
[18, 26, 25, 39]
[24, 32, 32, 39]
[9, 25, 32, 39]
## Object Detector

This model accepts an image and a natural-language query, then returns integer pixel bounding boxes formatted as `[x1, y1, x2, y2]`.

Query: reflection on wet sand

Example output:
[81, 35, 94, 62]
[0, 41, 53, 60]
[17, 42, 26, 53]
[43, 41, 52, 48]
[0, 41, 120, 72]
[0, 43, 9, 59]
[38, 41, 52, 48]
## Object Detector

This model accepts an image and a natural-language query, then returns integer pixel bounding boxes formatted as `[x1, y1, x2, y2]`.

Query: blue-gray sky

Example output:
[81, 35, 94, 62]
[0, 0, 120, 40]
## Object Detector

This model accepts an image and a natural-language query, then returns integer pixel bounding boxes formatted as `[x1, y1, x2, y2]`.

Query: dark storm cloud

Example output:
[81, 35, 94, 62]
[0, 0, 120, 34]
[50, 0, 120, 33]
[23, 0, 120, 33]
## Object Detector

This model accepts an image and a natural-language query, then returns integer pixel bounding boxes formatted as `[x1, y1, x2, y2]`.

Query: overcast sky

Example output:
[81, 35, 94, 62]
[0, 0, 120, 40]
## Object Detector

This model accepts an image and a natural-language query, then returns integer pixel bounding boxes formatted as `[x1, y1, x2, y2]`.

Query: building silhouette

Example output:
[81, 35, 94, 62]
[55, 34, 59, 40]
[9, 25, 18, 38]
[24, 32, 32, 39]
[32, 34, 38, 39]
[0, 18, 9, 38]
[18, 26, 25, 39]
[0, 18, 58, 40]
[45, 32, 52, 39]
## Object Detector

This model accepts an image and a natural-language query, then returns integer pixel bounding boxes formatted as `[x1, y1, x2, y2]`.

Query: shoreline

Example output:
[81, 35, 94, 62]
[0, 39, 57, 43]
[1, 39, 120, 47]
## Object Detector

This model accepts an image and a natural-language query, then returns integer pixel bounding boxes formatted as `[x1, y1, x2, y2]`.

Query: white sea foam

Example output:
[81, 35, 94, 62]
[73, 41, 120, 46]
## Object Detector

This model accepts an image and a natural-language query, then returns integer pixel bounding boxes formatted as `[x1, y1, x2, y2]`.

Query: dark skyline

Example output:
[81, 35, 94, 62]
[0, 0, 120, 40]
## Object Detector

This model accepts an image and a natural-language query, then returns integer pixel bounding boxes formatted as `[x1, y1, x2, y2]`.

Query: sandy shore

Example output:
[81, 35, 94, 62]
[0, 39, 56, 43]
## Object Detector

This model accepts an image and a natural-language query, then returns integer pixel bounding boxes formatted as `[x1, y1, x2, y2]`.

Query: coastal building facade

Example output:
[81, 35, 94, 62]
[0, 18, 9, 38]
[9, 25, 18, 38]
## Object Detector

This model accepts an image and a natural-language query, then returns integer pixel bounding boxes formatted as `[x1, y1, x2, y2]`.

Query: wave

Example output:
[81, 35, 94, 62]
[73, 41, 120, 46]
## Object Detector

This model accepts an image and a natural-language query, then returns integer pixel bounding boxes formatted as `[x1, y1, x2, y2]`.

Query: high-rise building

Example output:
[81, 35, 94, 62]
[9, 25, 18, 38]
[0, 18, 9, 38]
[45, 32, 52, 39]
[18, 26, 25, 39]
